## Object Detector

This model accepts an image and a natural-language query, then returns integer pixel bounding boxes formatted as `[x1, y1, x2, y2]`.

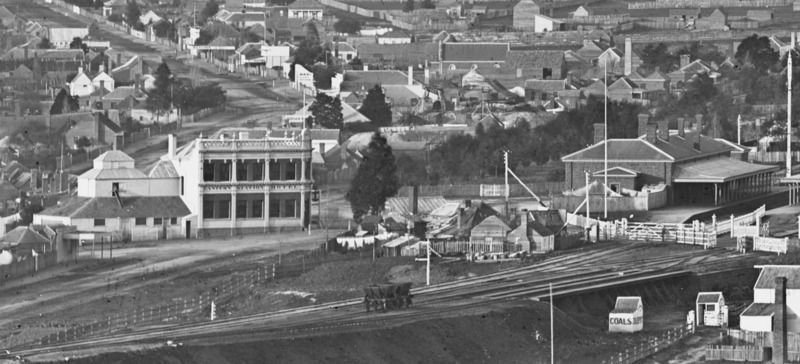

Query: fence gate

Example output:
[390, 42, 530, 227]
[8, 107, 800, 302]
[754, 237, 788, 254]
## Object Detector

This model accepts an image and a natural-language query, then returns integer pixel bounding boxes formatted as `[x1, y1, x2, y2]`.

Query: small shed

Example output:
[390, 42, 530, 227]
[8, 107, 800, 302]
[383, 235, 418, 257]
[696, 292, 727, 327]
[609, 296, 643, 333]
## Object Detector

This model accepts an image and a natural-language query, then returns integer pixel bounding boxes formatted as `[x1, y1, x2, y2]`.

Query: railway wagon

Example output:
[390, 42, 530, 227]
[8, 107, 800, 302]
[363, 282, 413, 312]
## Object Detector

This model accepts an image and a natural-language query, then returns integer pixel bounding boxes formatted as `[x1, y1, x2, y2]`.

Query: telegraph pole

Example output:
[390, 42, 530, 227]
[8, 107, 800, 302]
[504, 151, 509, 217]
[604, 59, 608, 219]
[789, 43, 794, 178]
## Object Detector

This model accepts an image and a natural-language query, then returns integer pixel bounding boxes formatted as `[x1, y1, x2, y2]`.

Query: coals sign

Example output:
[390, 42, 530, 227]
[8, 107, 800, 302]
[609, 316, 643, 326]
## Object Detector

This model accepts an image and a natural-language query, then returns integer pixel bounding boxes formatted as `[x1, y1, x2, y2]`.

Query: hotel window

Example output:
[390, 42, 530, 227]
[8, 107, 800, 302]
[285, 161, 296, 180]
[251, 198, 263, 218]
[269, 199, 281, 217]
[236, 199, 248, 218]
[284, 199, 296, 217]
[217, 197, 230, 219]
[251, 162, 263, 181]
[203, 199, 214, 219]
[269, 161, 281, 180]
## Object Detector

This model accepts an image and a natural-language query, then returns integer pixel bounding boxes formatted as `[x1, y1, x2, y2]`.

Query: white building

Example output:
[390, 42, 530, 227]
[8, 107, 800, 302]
[334, 42, 357, 62]
[34, 150, 190, 242]
[68, 66, 116, 98]
[159, 129, 314, 237]
[49, 27, 89, 48]
[287, 0, 324, 20]
[741, 265, 800, 332]
[92, 65, 115, 93]
[261, 45, 291, 68]
[533, 14, 564, 33]
[139, 10, 163, 25]
[378, 31, 412, 45]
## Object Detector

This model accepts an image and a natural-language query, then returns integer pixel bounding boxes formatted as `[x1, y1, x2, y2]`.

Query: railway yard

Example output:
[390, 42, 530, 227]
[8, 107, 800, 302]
[0, 229, 786, 363]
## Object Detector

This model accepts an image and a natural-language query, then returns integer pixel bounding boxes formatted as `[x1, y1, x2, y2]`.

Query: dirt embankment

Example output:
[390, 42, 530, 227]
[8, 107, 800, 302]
[71, 301, 653, 364]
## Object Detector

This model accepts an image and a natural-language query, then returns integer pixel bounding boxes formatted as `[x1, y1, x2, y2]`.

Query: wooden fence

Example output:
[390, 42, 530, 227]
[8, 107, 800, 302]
[0, 250, 58, 282]
[749, 151, 800, 164]
[705, 345, 763, 361]
[601, 323, 693, 364]
[397, 182, 564, 199]
[754, 237, 788, 254]
[714, 205, 766, 236]
[614, 220, 717, 247]
[628, 0, 790, 8]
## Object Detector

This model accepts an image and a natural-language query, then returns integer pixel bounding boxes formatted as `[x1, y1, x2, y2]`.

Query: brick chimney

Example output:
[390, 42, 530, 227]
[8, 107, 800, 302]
[409, 184, 419, 215]
[657, 120, 669, 141]
[637, 113, 650, 137]
[593, 123, 605, 144]
[677, 117, 685, 138]
[30, 169, 39, 190]
[775, 276, 787, 364]
[680, 54, 690, 69]
[624, 38, 632, 76]
[168, 134, 176, 159]
[645, 123, 658, 144]
[408, 65, 413, 86]
[694, 114, 703, 151]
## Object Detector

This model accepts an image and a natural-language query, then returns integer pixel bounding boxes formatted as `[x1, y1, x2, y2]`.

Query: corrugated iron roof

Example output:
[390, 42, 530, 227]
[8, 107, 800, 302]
[696, 292, 723, 304]
[441, 42, 509, 62]
[673, 158, 778, 183]
[611, 297, 641, 314]
[80, 168, 148, 180]
[385, 196, 447, 215]
[148, 160, 180, 178]
[38, 196, 190, 219]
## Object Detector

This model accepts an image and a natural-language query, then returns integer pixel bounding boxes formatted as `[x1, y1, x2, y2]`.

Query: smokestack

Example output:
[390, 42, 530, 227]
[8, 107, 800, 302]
[410, 184, 419, 215]
[645, 123, 657, 144]
[168, 134, 176, 159]
[637, 113, 650, 137]
[457, 207, 464, 232]
[657, 120, 669, 141]
[775, 276, 787, 364]
[424, 67, 430, 85]
[78, 66, 83, 75]
[694, 114, 703, 150]
[624, 38, 632, 76]
[677, 117, 685, 138]
[135, 73, 141, 92]
[408, 65, 413, 86]
[593, 123, 604, 144]
[680, 54, 690, 69]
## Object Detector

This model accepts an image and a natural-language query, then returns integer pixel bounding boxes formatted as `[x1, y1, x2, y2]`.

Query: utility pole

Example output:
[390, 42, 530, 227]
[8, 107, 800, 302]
[789, 42, 794, 178]
[426, 240, 431, 286]
[550, 283, 554, 364]
[604, 59, 608, 219]
[585, 171, 590, 231]
[504, 150, 509, 217]
[737, 114, 741, 145]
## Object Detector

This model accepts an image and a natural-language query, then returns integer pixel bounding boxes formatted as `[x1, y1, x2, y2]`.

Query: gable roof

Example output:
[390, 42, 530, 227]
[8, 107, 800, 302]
[611, 297, 642, 314]
[0, 226, 50, 250]
[208, 36, 235, 48]
[609, 77, 638, 90]
[380, 30, 411, 38]
[148, 160, 180, 178]
[593, 166, 639, 178]
[0, 6, 14, 20]
[288, 0, 324, 9]
[472, 215, 511, 231]
[529, 210, 564, 234]
[334, 42, 356, 53]
[440, 42, 509, 62]
[506, 50, 564, 69]
[102, 86, 146, 101]
[342, 70, 412, 91]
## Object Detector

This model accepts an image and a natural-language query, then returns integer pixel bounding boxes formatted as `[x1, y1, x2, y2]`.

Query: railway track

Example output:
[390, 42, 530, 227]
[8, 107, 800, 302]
[2, 243, 760, 360]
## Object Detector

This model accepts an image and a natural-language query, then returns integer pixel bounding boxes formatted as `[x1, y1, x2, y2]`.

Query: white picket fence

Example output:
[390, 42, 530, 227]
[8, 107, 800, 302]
[732, 225, 760, 238]
[616, 220, 716, 247]
[714, 205, 766, 236]
[754, 237, 788, 254]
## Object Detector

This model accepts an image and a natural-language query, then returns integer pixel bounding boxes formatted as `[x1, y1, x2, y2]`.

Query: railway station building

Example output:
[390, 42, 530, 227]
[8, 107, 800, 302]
[560, 114, 778, 208]
[161, 129, 314, 238]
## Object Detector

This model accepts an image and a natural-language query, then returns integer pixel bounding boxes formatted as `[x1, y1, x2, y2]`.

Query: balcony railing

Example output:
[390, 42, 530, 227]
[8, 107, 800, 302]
[199, 180, 313, 192]
[200, 139, 312, 152]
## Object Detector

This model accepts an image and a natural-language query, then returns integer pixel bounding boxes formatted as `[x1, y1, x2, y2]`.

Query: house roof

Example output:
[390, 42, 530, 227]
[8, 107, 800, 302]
[385, 196, 448, 215]
[97, 150, 133, 163]
[97, 113, 123, 133]
[0, 226, 50, 250]
[13, 64, 32, 75]
[379, 30, 411, 39]
[506, 50, 564, 69]
[147, 160, 180, 178]
[342, 70, 411, 91]
[208, 36, 235, 48]
[225, 13, 266, 23]
[609, 77, 638, 90]
[593, 166, 639, 178]
[288, 0, 324, 9]
[440, 42, 509, 62]
[524, 79, 570, 91]
[102, 86, 146, 101]
[38, 196, 190, 219]
[528, 219, 554, 238]
[611, 297, 641, 314]
[472, 215, 511, 232]
[529, 210, 564, 234]
[740, 302, 778, 317]
[80, 168, 148, 180]
[335, 42, 356, 53]
[0, 6, 14, 20]
[562, 130, 742, 163]
[672, 158, 778, 183]
[357, 43, 438, 61]
[696, 292, 723, 304]
[754, 265, 800, 290]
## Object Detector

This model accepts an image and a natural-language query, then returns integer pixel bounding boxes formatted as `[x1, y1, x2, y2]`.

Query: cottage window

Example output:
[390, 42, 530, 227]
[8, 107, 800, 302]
[135, 217, 147, 225]
[493, 63, 500, 68]
[180, 177, 184, 195]
[706, 304, 716, 312]
[154, 217, 163, 225]
[541, 93, 548, 101]
[632, 93, 642, 100]
[94, 218, 105, 226]
[610, 184, 620, 193]
[543, 68, 553, 80]
[448, 64, 456, 71]
[170, 217, 177, 225]
[112, 182, 119, 196]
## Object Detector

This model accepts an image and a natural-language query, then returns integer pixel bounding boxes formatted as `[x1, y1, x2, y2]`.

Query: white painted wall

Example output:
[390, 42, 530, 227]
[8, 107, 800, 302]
[741, 315, 772, 332]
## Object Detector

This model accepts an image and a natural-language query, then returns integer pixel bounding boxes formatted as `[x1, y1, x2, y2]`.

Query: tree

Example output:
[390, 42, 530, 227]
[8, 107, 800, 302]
[37, 38, 52, 49]
[199, 0, 219, 24]
[50, 89, 79, 115]
[359, 85, 392, 127]
[125, 0, 142, 27]
[75, 136, 92, 149]
[18, 203, 43, 226]
[93, 0, 104, 9]
[69, 37, 89, 53]
[735, 34, 779, 73]
[334, 19, 361, 34]
[194, 29, 214, 45]
[421, 0, 435, 9]
[90, 52, 109, 73]
[396, 154, 428, 186]
[345, 133, 399, 220]
[640, 43, 678, 72]
[403, 0, 415, 12]
[153, 62, 173, 96]
[294, 37, 326, 66]
[312, 64, 336, 89]
[308, 93, 343, 129]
